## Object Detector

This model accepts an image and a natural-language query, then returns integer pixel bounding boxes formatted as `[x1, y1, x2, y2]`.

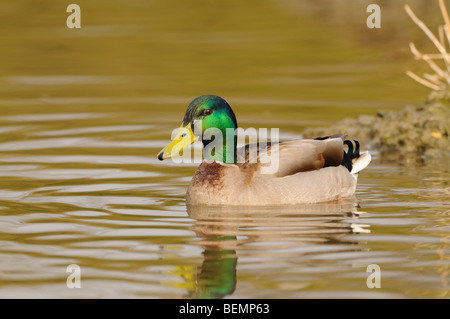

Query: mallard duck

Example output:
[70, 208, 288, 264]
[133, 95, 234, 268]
[158, 95, 371, 205]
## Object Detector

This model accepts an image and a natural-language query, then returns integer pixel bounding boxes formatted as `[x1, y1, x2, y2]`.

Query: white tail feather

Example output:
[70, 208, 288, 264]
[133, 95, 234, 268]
[351, 151, 371, 178]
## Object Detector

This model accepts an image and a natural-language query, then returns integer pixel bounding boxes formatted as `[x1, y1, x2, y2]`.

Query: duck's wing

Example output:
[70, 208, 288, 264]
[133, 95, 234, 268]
[237, 138, 346, 177]
[236, 141, 276, 164]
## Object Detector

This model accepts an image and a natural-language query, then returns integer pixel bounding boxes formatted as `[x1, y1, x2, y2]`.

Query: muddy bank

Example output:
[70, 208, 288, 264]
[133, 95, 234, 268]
[303, 92, 450, 159]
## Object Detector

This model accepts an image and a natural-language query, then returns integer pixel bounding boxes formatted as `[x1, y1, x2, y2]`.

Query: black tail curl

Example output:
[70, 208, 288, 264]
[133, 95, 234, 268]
[344, 140, 360, 159]
[341, 140, 360, 172]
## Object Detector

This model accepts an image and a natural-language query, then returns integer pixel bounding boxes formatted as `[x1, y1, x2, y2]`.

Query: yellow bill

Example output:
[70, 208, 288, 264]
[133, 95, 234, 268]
[157, 123, 198, 160]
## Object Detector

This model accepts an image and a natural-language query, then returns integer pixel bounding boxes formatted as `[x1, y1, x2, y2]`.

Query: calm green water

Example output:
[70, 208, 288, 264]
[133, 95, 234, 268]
[0, 0, 448, 298]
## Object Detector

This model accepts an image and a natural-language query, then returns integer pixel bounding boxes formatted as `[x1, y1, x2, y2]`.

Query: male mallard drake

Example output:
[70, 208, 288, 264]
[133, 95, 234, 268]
[158, 95, 371, 205]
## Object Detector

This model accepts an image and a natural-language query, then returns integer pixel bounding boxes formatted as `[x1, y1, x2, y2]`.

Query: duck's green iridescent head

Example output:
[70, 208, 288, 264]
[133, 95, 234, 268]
[158, 95, 238, 164]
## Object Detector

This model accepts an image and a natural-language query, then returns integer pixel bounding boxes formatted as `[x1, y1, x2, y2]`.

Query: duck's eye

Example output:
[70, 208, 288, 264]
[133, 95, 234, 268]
[203, 108, 212, 116]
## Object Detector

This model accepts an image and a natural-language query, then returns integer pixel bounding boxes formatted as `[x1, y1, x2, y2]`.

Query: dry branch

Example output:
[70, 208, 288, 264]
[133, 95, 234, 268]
[405, 0, 450, 91]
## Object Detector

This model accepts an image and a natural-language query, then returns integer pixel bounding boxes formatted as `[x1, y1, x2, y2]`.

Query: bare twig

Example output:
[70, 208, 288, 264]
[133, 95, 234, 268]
[409, 43, 447, 80]
[406, 71, 441, 91]
[405, 2, 450, 91]
[439, 0, 450, 46]
[424, 73, 444, 85]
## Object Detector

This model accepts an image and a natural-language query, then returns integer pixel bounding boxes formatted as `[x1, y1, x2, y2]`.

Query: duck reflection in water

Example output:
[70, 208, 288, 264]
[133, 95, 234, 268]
[183, 197, 370, 299]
